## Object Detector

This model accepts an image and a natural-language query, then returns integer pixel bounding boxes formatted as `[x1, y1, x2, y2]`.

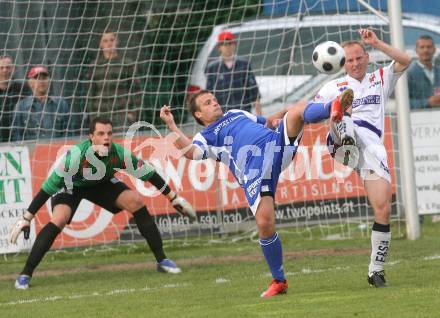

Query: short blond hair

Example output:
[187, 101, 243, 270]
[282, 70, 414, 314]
[341, 40, 367, 53]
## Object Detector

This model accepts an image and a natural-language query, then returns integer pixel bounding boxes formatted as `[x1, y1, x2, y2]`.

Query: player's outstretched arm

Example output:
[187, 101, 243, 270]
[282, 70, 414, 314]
[9, 189, 51, 244]
[254, 99, 262, 115]
[160, 105, 203, 160]
[359, 28, 411, 73]
[9, 151, 69, 244]
[147, 171, 196, 219]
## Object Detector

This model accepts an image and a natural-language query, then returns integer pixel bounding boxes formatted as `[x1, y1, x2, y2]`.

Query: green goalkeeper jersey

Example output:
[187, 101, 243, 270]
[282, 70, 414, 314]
[42, 139, 155, 195]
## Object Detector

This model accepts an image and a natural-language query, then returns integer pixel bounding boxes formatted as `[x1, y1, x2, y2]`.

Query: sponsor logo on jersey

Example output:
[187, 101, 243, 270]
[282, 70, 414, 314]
[368, 73, 381, 88]
[213, 114, 244, 135]
[368, 81, 381, 88]
[337, 81, 348, 87]
[352, 95, 381, 108]
[246, 177, 262, 198]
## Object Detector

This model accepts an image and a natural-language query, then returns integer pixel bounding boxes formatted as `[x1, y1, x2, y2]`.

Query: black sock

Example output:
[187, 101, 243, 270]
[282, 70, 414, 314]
[288, 135, 298, 145]
[133, 206, 166, 262]
[372, 222, 390, 232]
[21, 222, 61, 277]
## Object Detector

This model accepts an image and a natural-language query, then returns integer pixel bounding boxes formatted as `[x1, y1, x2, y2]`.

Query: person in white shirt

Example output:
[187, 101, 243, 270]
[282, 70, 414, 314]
[311, 29, 411, 287]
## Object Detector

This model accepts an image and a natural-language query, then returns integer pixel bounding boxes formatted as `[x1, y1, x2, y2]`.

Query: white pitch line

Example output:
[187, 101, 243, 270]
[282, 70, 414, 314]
[423, 255, 440, 261]
[215, 278, 230, 284]
[387, 260, 401, 265]
[0, 283, 189, 307]
[3, 254, 439, 307]
[266, 260, 406, 278]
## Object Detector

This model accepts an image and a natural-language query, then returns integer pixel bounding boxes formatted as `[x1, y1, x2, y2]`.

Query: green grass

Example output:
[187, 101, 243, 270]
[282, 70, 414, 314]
[0, 220, 439, 318]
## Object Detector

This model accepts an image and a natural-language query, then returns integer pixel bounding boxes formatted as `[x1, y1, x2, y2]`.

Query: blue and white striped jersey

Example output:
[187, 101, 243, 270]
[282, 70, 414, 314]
[192, 110, 269, 185]
[191, 109, 302, 214]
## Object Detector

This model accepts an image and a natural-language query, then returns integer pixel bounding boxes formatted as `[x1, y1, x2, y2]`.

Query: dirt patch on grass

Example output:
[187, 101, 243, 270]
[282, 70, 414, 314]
[0, 247, 368, 281]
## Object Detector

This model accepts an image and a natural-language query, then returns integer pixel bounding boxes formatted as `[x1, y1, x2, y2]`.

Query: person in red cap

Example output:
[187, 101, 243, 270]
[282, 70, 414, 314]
[0, 54, 30, 142]
[27, 65, 49, 79]
[205, 31, 262, 115]
[10, 65, 72, 141]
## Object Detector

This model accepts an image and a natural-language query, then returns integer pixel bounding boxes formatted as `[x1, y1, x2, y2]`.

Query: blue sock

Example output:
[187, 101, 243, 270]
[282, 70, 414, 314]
[259, 232, 285, 282]
[303, 101, 332, 123]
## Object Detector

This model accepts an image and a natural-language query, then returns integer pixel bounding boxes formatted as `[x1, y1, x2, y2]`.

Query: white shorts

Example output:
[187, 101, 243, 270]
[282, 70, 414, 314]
[327, 125, 391, 184]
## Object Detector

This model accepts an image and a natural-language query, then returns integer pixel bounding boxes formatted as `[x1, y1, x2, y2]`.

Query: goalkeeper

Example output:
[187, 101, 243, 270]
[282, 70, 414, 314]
[10, 117, 196, 290]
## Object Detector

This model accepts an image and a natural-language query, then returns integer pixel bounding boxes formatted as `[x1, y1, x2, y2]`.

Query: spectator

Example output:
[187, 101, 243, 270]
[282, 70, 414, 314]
[10, 65, 71, 142]
[407, 34, 440, 109]
[0, 55, 29, 142]
[205, 31, 262, 114]
[408, 35, 440, 223]
[87, 30, 143, 132]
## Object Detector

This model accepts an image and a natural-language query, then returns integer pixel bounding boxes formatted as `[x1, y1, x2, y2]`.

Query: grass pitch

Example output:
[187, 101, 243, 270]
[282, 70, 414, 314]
[0, 220, 439, 318]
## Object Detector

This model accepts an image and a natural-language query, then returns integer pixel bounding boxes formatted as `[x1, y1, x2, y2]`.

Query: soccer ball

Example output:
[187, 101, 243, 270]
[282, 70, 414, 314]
[312, 41, 346, 74]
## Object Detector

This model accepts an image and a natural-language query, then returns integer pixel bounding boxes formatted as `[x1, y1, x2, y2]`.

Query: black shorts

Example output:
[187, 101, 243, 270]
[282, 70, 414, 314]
[51, 178, 130, 224]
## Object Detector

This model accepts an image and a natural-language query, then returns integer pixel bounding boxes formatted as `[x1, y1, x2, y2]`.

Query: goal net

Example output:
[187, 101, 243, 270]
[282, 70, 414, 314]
[0, 0, 412, 252]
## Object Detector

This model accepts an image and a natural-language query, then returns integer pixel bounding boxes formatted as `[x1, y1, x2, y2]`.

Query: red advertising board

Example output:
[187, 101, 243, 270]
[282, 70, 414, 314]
[30, 118, 396, 247]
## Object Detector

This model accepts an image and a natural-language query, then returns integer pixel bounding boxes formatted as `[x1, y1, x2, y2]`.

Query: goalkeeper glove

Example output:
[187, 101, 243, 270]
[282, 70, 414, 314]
[170, 194, 196, 219]
[9, 211, 33, 244]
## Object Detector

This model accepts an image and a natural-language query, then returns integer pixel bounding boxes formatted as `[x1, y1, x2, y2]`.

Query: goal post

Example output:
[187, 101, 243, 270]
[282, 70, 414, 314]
[387, 0, 420, 240]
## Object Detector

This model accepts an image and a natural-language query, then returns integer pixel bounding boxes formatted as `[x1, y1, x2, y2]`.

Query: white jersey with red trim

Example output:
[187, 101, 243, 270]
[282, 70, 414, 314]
[314, 61, 402, 136]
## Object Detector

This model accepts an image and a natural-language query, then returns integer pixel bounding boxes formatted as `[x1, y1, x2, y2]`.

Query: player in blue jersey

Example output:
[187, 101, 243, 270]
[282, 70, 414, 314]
[160, 89, 353, 298]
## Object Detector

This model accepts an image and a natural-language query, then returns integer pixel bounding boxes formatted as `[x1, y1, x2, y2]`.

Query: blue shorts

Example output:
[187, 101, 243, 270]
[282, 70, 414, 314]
[244, 114, 302, 214]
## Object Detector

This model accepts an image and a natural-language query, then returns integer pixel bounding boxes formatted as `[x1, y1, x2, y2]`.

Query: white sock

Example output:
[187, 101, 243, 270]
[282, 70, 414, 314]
[368, 230, 391, 276]
[331, 115, 355, 143]
[336, 115, 355, 139]
[343, 115, 355, 139]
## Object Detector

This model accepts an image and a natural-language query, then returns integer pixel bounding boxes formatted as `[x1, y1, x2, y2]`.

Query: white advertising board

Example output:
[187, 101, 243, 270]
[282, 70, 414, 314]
[411, 110, 440, 215]
[0, 146, 35, 253]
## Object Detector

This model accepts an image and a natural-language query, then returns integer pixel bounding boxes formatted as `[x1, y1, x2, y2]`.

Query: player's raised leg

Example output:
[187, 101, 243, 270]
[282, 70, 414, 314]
[326, 89, 356, 165]
[115, 189, 181, 274]
[283, 88, 354, 141]
[302, 88, 354, 124]
[364, 174, 392, 287]
[329, 89, 356, 147]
